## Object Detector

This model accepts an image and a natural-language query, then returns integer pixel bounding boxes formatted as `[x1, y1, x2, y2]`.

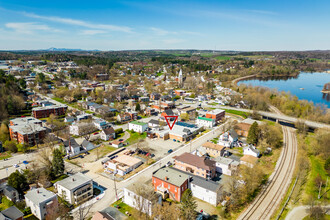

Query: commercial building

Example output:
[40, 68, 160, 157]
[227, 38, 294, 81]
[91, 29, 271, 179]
[25, 188, 58, 220]
[205, 109, 225, 124]
[104, 155, 143, 176]
[55, 173, 93, 205]
[196, 116, 216, 128]
[32, 104, 68, 119]
[173, 152, 216, 179]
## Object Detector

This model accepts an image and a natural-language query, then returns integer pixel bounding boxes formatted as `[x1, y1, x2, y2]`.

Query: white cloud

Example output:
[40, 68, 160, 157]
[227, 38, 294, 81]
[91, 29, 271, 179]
[5, 22, 61, 34]
[23, 12, 133, 33]
[80, 30, 107, 35]
[150, 27, 177, 36]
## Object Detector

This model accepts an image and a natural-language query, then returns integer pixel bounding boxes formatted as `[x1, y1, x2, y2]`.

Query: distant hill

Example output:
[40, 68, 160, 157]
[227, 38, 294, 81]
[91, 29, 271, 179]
[45, 47, 100, 52]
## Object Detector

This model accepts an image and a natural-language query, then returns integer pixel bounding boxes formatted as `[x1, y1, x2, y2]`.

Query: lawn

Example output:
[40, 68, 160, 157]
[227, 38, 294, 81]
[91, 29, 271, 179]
[51, 174, 69, 184]
[52, 97, 66, 104]
[111, 199, 135, 219]
[0, 197, 14, 211]
[305, 155, 328, 199]
[90, 145, 118, 158]
[126, 131, 147, 145]
[0, 152, 12, 160]
[220, 109, 249, 119]
[215, 56, 232, 60]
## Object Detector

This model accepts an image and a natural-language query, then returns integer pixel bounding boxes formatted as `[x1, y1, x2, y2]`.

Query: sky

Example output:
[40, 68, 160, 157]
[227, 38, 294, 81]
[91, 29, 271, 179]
[0, 0, 329, 51]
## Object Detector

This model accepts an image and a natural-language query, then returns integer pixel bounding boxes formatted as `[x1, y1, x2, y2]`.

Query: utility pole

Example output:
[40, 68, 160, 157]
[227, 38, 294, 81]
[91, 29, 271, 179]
[113, 172, 118, 201]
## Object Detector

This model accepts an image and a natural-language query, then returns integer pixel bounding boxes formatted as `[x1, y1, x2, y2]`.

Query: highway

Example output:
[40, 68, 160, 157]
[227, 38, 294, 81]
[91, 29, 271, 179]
[238, 126, 298, 220]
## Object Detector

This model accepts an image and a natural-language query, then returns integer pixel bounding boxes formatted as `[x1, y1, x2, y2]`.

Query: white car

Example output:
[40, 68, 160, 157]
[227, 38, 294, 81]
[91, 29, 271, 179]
[13, 164, 19, 168]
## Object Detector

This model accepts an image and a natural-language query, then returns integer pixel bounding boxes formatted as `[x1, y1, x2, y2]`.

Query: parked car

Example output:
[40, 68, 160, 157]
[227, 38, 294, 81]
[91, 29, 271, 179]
[93, 132, 99, 135]
[166, 161, 172, 167]
[13, 164, 19, 168]
[168, 149, 173, 154]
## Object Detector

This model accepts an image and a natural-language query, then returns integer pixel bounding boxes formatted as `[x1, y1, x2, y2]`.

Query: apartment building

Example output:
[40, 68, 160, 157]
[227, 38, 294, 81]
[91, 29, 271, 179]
[55, 173, 93, 205]
[25, 188, 58, 220]
[173, 152, 216, 179]
[205, 109, 225, 124]
[9, 117, 46, 145]
[32, 104, 68, 119]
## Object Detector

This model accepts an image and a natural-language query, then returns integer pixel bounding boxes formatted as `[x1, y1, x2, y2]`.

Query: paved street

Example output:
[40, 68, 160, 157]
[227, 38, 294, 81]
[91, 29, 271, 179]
[0, 153, 35, 179]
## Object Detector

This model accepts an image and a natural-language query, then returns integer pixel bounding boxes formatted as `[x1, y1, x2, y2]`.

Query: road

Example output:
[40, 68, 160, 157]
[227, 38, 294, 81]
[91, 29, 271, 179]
[77, 121, 228, 215]
[238, 126, 298, 220]
[285, 205, 330, 220]
[0, 153, 35, 179]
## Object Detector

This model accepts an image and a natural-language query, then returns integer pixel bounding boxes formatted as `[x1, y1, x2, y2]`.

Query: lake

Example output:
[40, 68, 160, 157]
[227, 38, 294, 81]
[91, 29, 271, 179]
[238, 72, 330, 108]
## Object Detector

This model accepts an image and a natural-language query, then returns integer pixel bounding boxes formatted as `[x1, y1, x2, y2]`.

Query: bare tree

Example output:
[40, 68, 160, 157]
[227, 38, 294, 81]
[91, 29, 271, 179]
[77, 203, 94, 220]
[152, 202, 180, 220]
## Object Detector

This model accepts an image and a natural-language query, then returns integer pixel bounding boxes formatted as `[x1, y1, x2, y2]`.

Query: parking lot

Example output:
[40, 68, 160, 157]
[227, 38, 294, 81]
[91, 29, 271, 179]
[143, 138, 183, 160]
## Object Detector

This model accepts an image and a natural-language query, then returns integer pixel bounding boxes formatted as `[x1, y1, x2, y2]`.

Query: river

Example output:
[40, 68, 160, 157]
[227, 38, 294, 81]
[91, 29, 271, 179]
[238, 72, 330, 108]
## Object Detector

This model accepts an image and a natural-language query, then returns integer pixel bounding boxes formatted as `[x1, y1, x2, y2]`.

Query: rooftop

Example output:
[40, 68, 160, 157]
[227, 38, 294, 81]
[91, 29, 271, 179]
[25, 188, 56, 205]
[202, 142, 226, 151]
[207, 109, 225, 115]
[129, 121, 147, 126]
[56, 173, 92, 190]
[32, 104, 67, 111]
[0, 206, 24, 220]
[111, 155, 142, 167]
[174, 152, 215, 170]
[9, 123, 46, 135]
[153, 167, 189, 187]
[10, 117, 42, 126]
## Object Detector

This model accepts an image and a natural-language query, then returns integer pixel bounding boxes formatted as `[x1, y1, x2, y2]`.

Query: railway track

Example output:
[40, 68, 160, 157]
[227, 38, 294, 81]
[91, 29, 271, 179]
[238, 126, 297, 220]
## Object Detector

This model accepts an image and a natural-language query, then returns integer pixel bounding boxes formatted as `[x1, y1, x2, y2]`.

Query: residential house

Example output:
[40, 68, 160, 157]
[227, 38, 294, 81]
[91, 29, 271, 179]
[196, 117, 215, 128]
[173, 152, 216, 179]
[111, 140, 124, 148]
[128, 121, 148, 133]
[69, 122, 97, 136]
[243, 145, 260, 158]
[218, 130, 238, 148]
[93, 119, 110, 130]
[63, 138, 85, 157]
[235, 119, 264, 137]
[139, 97, 150, 102]
[0, 185, 19, 202]
[150, 92, 160, 100]
[25, 188, 58, 220]
[202, 142, 227, 158]
[0, 206, 24, 220]
[81, 140, 97, 151]
[55, 173, 93, 205]
[145, 108, 156, 116]
[214, 156, 239, 176]
[148, 119, 161, 128]
[205, 109, 225, 124]
[104, 155, 143, 176]
[123, 184, 161, 216]
[117, 113, 132, 123]
[161, 109, 175, 119]
[100, 127, 116, 141]
[64, 116, 76, 123]
[152, 167, 189, 202]
[76, 113, 92, 122]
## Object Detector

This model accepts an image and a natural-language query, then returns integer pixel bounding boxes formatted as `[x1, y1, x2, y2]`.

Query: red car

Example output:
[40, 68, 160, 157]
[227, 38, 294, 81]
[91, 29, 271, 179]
[93, 132, 99, 135]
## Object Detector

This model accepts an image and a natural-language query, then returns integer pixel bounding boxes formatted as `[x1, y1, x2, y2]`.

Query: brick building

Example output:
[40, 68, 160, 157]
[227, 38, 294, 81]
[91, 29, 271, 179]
[32, 104, 68, 119]
[152, 167, 189, 201]
[205, 109, 225, 124]
[9, 117, 46, 145]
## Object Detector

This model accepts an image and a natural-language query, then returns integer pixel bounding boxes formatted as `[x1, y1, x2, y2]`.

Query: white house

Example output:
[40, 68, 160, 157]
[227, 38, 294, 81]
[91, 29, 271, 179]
[189, 175, 222, 206]
[218, 130, 238, 148]
[196, 117, 215, 128]
[25, 188, 58, 220]
[93, 118, 110, 130]
[100, 127, 116, 141]
[123, 184, 161, 216]
[63, 138, 85, 157]
[243, 145, 260, 158]
[69, 122, 96, 136]
[214, 156, 239, 176]
[128, 121, 148, 133]
[55, 173, 93, 205]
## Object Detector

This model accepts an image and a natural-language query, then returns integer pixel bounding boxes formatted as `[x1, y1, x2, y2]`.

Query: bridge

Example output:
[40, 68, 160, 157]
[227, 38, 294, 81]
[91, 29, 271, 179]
[204, 104, 330, 130]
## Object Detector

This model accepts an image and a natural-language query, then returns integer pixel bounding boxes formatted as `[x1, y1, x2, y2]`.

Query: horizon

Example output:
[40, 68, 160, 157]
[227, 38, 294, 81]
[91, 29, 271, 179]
[0, 0, 330, 51]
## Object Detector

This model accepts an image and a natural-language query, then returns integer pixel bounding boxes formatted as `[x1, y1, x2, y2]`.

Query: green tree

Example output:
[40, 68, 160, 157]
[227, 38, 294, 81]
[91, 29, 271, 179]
[17, 143, 29, 153]
[52, 149, 64, 177]
[19, 78, 26, 89]
[324, 157, 330, 175]
[3, 140, 18, 153]
[0, 123, 10, 143]
[247, 122, 259, 145]
[135, 103, 141, 112]
[8, 170, 28, 194]
[180, 189, 197, 220]
[37, 72, 46, 83]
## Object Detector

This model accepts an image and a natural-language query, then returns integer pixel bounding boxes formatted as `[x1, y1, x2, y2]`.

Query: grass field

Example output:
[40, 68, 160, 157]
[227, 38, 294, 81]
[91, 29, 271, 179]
[126, 131, 147, 145]
[220, 109, 249, 118]
[0, 152, 12, 160]
[0, 197, 14, 211]
[111, 199, 135, 219]
[215, 56, 232, 60]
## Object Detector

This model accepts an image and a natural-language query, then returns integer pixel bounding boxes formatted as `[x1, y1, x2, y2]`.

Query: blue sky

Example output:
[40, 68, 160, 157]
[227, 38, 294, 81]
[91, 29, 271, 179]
[0, 0, 329, 51]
